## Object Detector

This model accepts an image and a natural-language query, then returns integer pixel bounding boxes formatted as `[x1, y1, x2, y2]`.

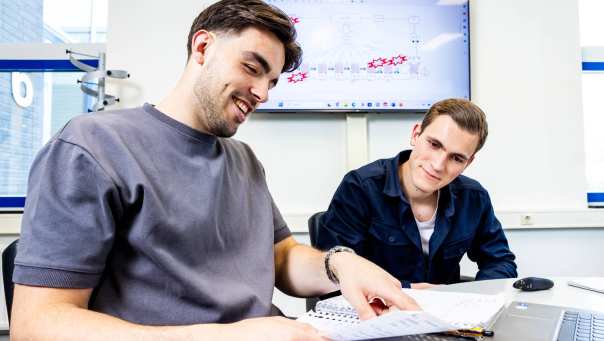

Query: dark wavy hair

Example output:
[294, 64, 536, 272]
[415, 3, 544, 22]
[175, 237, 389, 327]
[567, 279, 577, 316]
[186, 0, 302, 73]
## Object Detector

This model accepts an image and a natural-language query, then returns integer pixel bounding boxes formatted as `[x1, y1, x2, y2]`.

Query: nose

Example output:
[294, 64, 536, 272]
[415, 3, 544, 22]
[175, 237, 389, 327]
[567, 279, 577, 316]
[432, 151, 447, 172]
[251, 80, 270, 104]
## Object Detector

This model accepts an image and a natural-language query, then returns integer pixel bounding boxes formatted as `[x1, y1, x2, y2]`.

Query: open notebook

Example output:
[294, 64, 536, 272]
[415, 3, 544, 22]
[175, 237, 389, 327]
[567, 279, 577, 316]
[298, 289, 505, 341]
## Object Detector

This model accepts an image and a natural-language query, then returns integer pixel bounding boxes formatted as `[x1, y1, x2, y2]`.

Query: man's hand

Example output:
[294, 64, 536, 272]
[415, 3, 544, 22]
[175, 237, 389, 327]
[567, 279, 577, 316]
[225, 316, 327, 341]
[410, 282, 438, 289]
[329, 252, 421, 320]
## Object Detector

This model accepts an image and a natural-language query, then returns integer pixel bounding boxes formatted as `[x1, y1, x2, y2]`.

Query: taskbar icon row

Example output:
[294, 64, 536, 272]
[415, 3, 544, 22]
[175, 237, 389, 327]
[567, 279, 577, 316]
[271, 100, 434, 110]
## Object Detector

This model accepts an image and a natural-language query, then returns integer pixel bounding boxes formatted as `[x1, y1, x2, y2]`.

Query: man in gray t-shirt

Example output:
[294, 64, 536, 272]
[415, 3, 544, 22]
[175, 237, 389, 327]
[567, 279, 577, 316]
[15, 103, 291, 325]
[11, 1, 419, 340]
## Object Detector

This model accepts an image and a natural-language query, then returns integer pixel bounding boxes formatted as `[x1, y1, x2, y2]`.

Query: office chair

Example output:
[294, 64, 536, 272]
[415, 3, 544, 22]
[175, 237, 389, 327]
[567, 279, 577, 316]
[2, 239, 18, 323]
[307, 211, 325, 249]
[306, 212, 326, 311]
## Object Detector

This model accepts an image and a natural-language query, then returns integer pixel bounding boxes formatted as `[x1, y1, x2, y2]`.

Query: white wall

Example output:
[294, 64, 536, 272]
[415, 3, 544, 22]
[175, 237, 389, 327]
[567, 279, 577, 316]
[368, 1, 587, 212]
[102, 0, 604, 317]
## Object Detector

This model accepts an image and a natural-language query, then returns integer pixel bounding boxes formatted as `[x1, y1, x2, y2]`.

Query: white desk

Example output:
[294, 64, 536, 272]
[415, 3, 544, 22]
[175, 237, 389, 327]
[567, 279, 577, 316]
[433, 277, 604, 313]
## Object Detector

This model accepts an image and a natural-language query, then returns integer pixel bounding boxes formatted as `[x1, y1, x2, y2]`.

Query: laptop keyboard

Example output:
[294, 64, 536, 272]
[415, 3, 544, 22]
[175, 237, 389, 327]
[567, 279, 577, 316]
[558, 311, 604, 341]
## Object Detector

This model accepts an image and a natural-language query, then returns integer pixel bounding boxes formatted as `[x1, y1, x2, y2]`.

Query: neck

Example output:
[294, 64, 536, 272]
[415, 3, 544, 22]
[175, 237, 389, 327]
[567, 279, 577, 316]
[155, 70, 209, 134]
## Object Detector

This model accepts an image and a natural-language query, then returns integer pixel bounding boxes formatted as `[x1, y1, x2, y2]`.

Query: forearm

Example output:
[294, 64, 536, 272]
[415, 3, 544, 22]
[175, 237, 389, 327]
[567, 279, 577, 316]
[275, 241, 337, 297]
[476, 259, 518, 280]
[475, 205, 517, 280]
[11, 302, 229, 341]
[473, 239, 518, 280]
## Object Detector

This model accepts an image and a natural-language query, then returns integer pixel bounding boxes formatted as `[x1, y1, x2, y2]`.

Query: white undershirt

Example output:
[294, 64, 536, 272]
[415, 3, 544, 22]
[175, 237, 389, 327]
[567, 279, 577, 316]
[414, 191, 440, 255]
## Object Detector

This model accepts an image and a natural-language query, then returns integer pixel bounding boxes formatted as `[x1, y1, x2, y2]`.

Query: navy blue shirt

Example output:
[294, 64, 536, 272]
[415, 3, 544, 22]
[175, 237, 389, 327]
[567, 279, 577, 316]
[316, 150, 517, 287]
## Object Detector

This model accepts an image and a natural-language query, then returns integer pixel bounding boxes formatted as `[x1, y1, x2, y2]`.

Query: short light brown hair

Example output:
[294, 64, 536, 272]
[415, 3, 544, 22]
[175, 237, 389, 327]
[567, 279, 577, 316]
[186, 0, 302, 73]
[419, 98, 488, 153]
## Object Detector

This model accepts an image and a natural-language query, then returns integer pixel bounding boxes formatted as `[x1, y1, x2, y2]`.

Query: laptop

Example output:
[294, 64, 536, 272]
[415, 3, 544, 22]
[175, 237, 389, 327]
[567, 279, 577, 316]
[489, 301, 604, 341]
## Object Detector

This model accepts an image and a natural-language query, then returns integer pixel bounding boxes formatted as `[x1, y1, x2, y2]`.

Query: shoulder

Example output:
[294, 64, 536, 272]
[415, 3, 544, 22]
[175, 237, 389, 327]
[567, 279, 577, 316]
[449, 175, 491, 200]
[57, 106, 147, 146]
[350, 158, 391, 182]
[336, 158, 391, 194]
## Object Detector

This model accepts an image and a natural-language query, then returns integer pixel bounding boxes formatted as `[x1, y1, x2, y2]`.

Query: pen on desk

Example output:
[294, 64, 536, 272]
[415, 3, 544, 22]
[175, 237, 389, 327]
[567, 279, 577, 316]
[444, 327, 495, 338]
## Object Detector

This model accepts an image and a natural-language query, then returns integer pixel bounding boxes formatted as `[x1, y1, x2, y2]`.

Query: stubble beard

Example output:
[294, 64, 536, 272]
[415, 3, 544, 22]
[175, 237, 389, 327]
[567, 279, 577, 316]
[193, 72, 236, 138]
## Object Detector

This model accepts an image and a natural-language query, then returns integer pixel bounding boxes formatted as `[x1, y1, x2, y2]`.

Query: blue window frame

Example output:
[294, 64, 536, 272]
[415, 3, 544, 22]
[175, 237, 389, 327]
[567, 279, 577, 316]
[0, 59, 98, 72]
[0, 197, 26, 210]
[582, 62, 604, 71]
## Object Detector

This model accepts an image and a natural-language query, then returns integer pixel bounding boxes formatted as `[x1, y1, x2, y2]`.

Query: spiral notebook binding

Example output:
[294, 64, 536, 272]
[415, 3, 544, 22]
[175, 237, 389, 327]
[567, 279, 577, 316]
[306, 310, 360, 324]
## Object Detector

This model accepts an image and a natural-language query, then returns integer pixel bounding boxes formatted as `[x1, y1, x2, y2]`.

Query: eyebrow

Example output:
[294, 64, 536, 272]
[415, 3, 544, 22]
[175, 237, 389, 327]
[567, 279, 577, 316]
[243, 51, 271, 73]
[243, 51, 279, 87]
[452, 152, 470, 162]
[426, 136, 470, 161]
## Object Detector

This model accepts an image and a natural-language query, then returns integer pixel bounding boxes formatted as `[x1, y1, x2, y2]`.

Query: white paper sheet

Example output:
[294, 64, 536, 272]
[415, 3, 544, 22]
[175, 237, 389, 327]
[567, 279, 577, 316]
[299, 310, 454, 341]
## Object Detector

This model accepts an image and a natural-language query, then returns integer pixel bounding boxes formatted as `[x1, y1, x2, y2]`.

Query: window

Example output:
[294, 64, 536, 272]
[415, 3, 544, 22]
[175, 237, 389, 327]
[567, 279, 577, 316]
[578, 0, 604, 207]
[0, 0, 107, 44]
[0, 0, 106, 209]
[0, 71, 90, 196]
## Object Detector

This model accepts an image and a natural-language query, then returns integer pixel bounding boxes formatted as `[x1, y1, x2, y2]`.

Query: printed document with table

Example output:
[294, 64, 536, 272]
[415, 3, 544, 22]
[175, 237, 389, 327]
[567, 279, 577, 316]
[298, 289, 505, 340]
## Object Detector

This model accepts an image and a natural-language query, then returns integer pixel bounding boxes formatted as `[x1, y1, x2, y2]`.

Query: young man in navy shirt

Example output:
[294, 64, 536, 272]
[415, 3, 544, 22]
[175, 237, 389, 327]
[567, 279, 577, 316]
[316, 99, 517, 288]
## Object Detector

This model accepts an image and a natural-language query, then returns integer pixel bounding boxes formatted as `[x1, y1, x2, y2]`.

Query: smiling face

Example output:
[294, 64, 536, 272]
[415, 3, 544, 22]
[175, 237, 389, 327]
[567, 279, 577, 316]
[403, 115, 479, 197]
[191, 27, 285, 137]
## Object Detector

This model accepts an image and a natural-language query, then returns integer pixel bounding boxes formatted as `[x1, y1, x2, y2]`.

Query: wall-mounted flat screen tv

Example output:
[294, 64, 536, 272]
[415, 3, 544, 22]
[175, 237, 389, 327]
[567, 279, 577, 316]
[257, 0, 470, 113]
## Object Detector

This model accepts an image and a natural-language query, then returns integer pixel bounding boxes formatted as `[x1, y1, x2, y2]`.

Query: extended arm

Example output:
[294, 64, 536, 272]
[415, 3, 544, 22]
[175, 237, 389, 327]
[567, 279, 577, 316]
[11, 284, 326, 341]
[274, 236, 420, 320]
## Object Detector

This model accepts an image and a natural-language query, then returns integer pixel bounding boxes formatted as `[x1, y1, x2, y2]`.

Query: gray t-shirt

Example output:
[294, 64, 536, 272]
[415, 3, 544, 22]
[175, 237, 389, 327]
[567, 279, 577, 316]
[14, 103, 291, 325]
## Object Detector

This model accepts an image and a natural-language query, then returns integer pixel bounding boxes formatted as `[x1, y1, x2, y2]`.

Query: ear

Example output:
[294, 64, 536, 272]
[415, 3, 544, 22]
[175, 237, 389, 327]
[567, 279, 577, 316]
[410, 123, 422, 147]
[190, 30, 214, 65]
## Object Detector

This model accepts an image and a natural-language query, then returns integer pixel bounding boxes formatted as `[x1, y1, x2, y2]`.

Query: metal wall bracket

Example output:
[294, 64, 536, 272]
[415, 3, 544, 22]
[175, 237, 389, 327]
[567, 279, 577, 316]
[67, 49, 130, 111]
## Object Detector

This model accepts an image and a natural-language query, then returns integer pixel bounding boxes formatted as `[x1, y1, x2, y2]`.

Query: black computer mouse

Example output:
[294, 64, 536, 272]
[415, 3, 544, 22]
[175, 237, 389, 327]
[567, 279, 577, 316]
[513, 277, 554, 291]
